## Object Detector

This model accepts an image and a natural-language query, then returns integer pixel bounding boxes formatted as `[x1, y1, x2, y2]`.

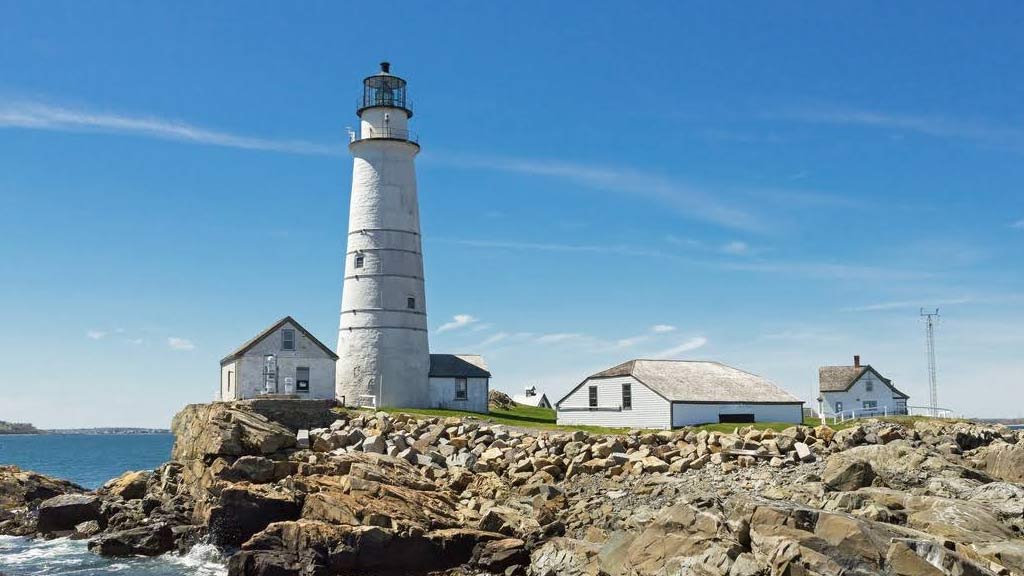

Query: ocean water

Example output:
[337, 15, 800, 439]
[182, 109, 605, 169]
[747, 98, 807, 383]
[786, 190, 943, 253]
[0, 434, 227, 575]
[0, 434, 175, 490]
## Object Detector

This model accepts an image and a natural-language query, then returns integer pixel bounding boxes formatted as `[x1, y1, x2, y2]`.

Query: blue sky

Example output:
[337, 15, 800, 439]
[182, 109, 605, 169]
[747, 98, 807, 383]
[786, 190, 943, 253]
[1, 2, 1022, 427]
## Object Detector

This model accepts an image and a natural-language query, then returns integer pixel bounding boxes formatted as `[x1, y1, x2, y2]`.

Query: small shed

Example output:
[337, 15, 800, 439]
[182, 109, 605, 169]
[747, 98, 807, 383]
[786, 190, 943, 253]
[556, 359, 804, 429]
[428, 354, 490, 414]
[818, 355, 909, 417]
[220, 316, 338, 401]
[512, 386, 553, 409]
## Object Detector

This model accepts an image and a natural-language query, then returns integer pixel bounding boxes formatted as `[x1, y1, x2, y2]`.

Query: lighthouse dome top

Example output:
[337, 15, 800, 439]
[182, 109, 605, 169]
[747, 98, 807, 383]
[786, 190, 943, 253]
[357, 61, 413, 118]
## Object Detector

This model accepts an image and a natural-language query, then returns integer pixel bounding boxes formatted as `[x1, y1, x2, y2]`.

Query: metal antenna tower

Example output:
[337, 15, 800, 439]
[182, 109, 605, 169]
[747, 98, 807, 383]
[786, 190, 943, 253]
[920, 308, 940, 416]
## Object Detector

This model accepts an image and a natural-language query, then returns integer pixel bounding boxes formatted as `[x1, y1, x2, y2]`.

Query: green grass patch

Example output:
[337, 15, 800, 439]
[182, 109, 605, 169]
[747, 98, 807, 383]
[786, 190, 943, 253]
[338, 404, 635, 435]
[334, 405, 966, 437]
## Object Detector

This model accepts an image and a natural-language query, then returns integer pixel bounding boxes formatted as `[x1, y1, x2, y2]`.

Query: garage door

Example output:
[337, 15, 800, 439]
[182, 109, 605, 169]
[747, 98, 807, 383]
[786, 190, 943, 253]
[719, 413, 754, 423]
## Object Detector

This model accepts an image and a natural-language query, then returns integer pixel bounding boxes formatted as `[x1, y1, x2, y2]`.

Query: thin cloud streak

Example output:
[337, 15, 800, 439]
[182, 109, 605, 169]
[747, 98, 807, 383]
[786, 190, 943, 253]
[432, 152, 764, 232]
[442, 238, 931, 282]
[845, 297, 973, 312]
[0, 100, 342, 156]
[650, 337, 708, 359]
[1011, 219, 1024, 229]
[782, 106, 1024, 150]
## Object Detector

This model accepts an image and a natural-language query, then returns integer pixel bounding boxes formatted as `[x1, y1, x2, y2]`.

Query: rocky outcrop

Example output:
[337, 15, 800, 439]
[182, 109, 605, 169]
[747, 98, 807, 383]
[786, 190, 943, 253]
[972, 439, 1024, 483]
[7, 402, 1024, 576]
[0, 464, 85, 536]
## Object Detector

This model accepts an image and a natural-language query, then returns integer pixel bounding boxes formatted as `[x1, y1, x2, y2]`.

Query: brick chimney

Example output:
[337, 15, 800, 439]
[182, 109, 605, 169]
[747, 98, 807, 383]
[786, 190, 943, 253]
[854, 355, 861, 368]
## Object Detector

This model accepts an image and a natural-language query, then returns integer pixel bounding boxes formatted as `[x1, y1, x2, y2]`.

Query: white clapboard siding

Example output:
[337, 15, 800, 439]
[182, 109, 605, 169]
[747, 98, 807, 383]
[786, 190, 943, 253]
[428, 377, 489, 414]
[556, 376, 671, 429]
[821, 370, 907, 415]
[671, 403, 804, 427]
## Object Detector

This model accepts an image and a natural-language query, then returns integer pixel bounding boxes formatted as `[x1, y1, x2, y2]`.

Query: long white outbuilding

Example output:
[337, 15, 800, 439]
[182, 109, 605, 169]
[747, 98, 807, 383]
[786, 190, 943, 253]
[555, 359, 804, 429]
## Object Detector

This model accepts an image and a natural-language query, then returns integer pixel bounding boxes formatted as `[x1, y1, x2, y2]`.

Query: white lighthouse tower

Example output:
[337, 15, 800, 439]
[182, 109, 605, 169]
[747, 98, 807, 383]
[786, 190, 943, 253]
[336, 62, 430, 408]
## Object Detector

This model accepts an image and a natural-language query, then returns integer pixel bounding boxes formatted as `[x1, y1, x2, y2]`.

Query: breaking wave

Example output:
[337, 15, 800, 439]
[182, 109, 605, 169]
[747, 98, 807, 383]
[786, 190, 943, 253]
[0, 535, 227, 576]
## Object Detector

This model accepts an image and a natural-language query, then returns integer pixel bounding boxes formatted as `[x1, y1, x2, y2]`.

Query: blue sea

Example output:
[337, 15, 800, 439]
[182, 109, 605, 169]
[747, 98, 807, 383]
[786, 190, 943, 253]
[0, 434, 226, 575]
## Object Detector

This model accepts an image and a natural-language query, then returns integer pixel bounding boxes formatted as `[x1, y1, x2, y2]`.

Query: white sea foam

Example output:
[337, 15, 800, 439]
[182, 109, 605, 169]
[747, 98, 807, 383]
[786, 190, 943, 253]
[0, 536, 228, 576]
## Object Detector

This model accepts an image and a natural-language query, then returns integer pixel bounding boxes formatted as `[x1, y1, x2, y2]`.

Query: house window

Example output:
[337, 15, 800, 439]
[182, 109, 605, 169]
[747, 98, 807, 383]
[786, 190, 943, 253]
[282, 329, 295, 351]
[354, 254, 364, 268]
[588, 386, 598, 408]
[865, 378, 874, 392]
[227, 371, 233, 393]
[622, 383, 632, 410]
[407, 297, 416, 310]
[296, 367, 310, 392]
[455, 378, 468, 400]
[863, 400, 877, 410]
[835, 401, 843, 413]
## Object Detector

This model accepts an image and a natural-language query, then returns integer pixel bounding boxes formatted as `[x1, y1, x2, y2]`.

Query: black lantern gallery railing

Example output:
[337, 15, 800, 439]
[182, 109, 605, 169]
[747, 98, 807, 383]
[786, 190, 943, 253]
[357, 62, 414, 117]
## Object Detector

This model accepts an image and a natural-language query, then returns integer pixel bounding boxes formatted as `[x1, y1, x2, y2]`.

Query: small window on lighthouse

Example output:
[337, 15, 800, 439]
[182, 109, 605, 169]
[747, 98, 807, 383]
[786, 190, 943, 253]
[354, 254, 364, 268]
[407, 297, 416, 310]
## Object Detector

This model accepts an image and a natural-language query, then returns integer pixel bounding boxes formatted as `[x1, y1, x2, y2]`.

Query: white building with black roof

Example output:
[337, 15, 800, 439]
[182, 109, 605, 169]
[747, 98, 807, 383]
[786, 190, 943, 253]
[555, 359, 804, 429]
[427, 354, 490, 414]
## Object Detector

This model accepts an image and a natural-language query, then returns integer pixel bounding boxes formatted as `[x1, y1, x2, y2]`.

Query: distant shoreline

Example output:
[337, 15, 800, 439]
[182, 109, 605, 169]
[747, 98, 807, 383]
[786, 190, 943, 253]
[0, 427, 170, 435]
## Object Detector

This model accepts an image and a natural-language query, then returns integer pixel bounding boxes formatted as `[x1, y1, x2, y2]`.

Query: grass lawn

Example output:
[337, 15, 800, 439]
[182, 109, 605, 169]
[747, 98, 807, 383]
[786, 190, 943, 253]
[338, 405, 964, 436]
[340, 404, 632, 435]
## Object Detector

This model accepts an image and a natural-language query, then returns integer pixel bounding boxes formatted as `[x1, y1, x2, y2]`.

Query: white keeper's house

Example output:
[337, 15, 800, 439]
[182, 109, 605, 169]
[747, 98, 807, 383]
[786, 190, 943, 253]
[555, 359, 804, 429]
[818, 355, 909, 418]
[220, 316, 338, 401]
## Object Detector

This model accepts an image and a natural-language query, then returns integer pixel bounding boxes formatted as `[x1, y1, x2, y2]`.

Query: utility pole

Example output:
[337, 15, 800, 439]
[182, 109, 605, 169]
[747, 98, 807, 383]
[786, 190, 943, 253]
[920, 308, 940, 416]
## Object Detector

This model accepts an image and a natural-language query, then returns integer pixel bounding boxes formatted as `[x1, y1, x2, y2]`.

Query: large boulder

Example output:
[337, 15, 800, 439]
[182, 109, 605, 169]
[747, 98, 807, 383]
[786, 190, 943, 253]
[87, 522, 175, 556]
[36, 494, 102, 533]
[101, 470, 152, 501]
[972, 440, 1024, 483]
[208, 485, 302, 547]
[231, 520, 504, 576]
[822, 458, 875, 492]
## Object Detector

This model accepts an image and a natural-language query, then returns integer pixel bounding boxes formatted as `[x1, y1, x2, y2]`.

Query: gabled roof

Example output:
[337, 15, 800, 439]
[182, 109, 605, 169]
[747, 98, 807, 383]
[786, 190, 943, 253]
[429, 354, 491, 378]
[512, 393, 551, 407]
[220, 316, 339, 365]
[557, 359, 804, 406]
[818, 364, 908, 398]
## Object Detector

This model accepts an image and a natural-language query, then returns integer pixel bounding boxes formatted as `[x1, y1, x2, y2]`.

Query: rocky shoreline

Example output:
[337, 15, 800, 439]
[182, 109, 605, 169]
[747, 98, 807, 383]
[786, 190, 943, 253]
[2, 400, 1024, 575]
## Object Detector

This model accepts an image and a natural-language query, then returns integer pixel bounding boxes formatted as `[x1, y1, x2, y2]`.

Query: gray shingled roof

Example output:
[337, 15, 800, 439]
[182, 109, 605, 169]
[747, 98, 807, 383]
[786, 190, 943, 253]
[586, 359, 803, 404]
[818, 364, 908, 398]
[818, 366, 868, 392]
[429, 354, 491, 378]
[221, 316, 339, 365]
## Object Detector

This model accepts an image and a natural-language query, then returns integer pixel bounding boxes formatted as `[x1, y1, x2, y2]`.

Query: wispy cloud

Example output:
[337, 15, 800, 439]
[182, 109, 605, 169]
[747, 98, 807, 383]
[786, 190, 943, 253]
[720, 241, 750, 255]
[433, 152, 764, 232]
[845, 297, 973, 312]
[651, 324, 677, 333]
[1011, 219, 1024, 229]
[167, 337, 195, 351]
[478, 332, 510, 347]
[86, 330, 107, 340]
[0, 100, 341, 156]
[535, 333, 584, 344]
[615, 335, 649, 348]
[445, 237, 929, 282]
[437, 314, 479, 333]
[651, 337, 708, 359]
[782, 106, 1024, 150]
